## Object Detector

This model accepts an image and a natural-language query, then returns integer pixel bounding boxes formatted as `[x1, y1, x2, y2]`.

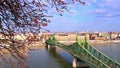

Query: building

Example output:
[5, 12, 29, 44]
[55, 32, 89, 41]
[89, 33, 106, 40]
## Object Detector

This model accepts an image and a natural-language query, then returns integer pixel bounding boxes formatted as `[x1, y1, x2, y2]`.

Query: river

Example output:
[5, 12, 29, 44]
[0, 43, 120, 68]
[93, 43, 120, 63]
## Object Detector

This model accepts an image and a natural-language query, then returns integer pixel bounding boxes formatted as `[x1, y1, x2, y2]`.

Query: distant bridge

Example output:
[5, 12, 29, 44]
[45, 35, 120, 68]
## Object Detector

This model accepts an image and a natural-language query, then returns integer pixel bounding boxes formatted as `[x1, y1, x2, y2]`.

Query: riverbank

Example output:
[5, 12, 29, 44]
[89, 40, 120, 45]
[58, 40, 120, 45]
[26, 41, 46, 47]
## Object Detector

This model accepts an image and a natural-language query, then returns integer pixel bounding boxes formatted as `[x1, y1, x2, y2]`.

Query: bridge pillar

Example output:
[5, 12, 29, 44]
[48, 44, 51, 49]
[72, 58, 77, 67]
[72, 58, 90, 68]
[46, 44, 56, 51]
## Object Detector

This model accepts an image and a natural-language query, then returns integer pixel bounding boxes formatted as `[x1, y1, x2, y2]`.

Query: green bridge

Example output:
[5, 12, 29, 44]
[45, 35, 120, 68]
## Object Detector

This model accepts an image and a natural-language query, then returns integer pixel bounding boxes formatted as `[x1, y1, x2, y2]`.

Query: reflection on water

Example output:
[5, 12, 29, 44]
[27, 47, 72, 68]
[0, 46, 72, 68]
[0, 46, 28, 68]
[93, 43, 120, 63]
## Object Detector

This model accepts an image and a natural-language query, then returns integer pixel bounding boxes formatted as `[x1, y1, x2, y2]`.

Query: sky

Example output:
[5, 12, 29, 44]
[45, 0, 120, 32]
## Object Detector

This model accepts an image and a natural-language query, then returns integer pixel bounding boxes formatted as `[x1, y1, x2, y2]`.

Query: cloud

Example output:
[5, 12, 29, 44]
[87, 0, 120, 17]
[69, 9, 77, 16]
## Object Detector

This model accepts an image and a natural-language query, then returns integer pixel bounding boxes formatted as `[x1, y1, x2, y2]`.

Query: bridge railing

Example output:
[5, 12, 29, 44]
[82, 43, 120, 68]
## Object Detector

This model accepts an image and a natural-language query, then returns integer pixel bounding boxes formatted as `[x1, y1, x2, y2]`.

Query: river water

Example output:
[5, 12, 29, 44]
[27, 47, 73, 68]
[0, 43, 120, 68]
[93, 43, 120, 63]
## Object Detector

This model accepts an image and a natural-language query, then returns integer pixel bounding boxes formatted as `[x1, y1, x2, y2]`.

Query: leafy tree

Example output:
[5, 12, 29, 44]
[0, 0, 85, 42]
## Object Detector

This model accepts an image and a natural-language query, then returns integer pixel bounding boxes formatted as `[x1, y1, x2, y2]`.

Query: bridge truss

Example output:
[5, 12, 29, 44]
[46, 35, 120, 68]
